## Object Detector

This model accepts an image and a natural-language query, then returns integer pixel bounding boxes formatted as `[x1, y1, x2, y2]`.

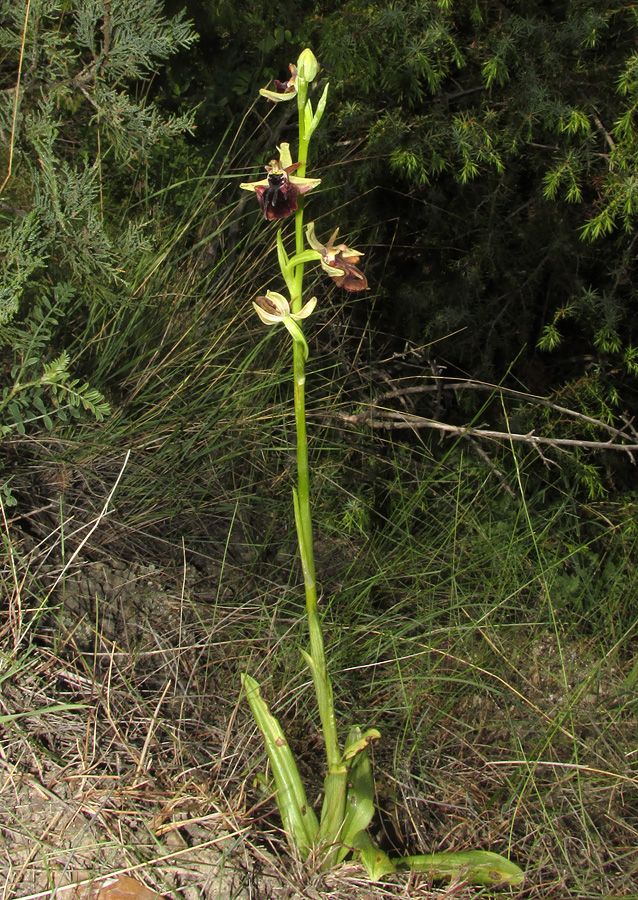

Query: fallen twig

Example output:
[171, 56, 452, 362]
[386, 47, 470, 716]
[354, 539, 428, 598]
[327, 407, 638, 460]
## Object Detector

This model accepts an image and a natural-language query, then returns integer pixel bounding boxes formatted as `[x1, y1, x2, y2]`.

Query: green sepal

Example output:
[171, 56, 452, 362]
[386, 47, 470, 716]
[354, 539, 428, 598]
[241, 673, 319, 856]
[352, 830, 397, 882]
[278, 142, 294, 169]
[282, 317, 310, 361]
[395, 850, 524, 887]
[260, 87, 296, 102]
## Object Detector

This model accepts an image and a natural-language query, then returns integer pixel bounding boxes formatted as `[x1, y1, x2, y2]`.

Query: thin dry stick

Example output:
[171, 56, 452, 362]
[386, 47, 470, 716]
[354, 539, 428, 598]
[487, 759, 637, 786]
[136, 679, 172, 776]
[45, 449, 132, 600]
[335, 408, 638, 458]
[0, 492, 22, 643]
[378, 379, 636, 441]
[14, 830, 250, 900]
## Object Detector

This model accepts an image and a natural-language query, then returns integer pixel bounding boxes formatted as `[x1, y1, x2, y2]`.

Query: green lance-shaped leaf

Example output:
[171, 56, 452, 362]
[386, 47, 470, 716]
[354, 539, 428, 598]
[292, 487, 314, 587]
[287, 249, 323, 270]
[303, 100, 314, 141]
[241, 674, 319, 855]
[336, 726, 379, 864]
[352, 830, 397, 882]
[276, 229, 295, 295]
[395, 850, 525, 887]
[342, 726, 381, 762]
[317, 768, 348, 870]
[282, 316, 310, 361]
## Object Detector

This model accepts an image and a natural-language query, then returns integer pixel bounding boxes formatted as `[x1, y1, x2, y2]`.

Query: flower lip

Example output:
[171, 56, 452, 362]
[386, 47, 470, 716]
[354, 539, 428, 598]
[240, 154, 321, 221]
[274, 64, 297, 94]
[254, 294, 284, 318]
[260, 64, 298, 102]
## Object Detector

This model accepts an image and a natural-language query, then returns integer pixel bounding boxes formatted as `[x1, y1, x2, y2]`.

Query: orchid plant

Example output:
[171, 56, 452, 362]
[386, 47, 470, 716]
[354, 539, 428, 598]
[240, 48, 524, 889]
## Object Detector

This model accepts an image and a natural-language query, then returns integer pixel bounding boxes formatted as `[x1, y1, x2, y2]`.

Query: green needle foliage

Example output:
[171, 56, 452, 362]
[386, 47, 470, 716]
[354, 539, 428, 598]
[0, 0, 197, 446]
[239, 47, 524, 887]
[188, 0, 638, 464]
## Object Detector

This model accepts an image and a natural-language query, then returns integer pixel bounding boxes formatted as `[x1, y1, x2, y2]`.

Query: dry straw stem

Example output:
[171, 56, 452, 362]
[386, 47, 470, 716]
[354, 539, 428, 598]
[0, 552, 262, 900]
[0, 0, 31, 195]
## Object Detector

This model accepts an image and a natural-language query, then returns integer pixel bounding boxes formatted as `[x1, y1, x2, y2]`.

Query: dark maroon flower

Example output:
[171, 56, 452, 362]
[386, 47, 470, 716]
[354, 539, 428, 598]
[240, 152, 320, 221]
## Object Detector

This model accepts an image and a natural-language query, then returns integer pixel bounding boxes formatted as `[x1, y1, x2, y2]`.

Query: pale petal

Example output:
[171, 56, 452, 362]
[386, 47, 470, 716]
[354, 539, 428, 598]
[293, 296, 318, 320]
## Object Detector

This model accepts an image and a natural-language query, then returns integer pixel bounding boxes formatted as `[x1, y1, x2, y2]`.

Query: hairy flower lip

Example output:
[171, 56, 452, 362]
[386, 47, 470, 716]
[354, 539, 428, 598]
[240, 151, 321, 221]
[306, 222, 369, 291]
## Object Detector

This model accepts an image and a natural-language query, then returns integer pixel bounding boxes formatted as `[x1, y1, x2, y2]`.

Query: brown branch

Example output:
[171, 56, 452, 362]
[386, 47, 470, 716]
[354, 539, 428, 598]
[377, 379, 632, 443]
[590, 109, 616, 152]
[325, 407, 638, 461]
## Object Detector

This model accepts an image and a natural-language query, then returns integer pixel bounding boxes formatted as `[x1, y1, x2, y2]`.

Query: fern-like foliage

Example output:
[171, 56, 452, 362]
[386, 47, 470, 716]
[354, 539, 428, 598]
[0, 0, 197, 436]
[0, 286, 110, 436]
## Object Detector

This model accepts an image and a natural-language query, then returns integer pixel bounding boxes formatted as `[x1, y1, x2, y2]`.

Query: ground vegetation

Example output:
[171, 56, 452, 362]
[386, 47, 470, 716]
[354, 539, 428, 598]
[1, 2, 637, 899]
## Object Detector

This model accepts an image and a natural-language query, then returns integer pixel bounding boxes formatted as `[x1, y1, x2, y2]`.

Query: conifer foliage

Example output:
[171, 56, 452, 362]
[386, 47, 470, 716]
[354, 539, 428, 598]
[187, 0, 638, 430]
[303, 0, 638, 384]
[0, 0, 196, 442]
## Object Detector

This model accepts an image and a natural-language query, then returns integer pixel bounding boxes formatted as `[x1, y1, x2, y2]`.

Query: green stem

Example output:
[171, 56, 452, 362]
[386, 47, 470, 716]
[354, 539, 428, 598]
[288, 77, 341, 776]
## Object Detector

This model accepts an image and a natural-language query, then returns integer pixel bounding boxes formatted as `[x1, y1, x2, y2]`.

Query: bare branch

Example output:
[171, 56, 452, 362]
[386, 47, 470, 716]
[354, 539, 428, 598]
[377, 378, 632, 442]
[322, 407, 638, 461]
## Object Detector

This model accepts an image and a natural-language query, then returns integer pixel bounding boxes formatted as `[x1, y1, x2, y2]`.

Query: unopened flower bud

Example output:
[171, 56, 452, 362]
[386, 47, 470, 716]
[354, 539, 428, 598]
[297, 48, 319, 84]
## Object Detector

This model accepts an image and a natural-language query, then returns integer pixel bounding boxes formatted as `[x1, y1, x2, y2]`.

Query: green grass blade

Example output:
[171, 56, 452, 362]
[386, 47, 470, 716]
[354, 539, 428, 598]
[0, 703, 88, 724]
[241, 673, 319, 856]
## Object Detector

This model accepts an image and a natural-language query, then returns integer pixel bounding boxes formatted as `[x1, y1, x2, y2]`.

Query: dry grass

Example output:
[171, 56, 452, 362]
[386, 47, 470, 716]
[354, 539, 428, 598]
[1, 444, 638, 900]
